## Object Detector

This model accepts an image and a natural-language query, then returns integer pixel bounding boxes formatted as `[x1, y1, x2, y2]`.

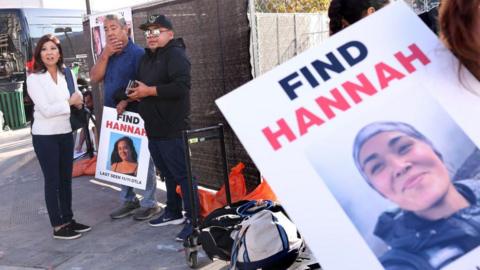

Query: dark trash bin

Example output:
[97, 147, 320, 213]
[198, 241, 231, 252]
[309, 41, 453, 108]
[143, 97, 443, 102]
[0, 81, 26, 130]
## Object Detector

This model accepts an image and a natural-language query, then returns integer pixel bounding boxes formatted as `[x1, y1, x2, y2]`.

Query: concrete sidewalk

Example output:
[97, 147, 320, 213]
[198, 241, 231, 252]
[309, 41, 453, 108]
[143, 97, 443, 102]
[0, 128, 318, 270]
[0, 128, 228, 270]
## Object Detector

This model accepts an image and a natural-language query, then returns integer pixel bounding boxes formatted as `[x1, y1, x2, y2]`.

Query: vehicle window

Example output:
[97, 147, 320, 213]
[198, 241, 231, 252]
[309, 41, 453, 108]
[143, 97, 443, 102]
[0, 11, 26, 79]
[23, 8, 89, 78]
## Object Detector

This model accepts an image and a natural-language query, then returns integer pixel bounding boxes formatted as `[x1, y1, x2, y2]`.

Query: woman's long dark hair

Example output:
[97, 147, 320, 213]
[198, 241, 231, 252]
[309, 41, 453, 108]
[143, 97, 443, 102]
[328, 0, 390, 35]
[110, 136, 138, 164]
[439, 0, 480, 81]
[32, 34, 64, 74]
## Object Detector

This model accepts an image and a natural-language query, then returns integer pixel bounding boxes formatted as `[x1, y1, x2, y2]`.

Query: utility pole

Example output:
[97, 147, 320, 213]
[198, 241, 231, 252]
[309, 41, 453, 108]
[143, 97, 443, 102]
[85, 0, 91, 14]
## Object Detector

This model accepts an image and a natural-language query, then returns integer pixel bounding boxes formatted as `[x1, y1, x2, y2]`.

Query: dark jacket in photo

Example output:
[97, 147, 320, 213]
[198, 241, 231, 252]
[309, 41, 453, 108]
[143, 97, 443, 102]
[374, 179, 480, 270]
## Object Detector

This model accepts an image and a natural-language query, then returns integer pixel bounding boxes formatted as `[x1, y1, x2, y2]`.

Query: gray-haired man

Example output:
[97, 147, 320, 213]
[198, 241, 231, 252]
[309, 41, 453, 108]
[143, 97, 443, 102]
[90, 14, 161, 220]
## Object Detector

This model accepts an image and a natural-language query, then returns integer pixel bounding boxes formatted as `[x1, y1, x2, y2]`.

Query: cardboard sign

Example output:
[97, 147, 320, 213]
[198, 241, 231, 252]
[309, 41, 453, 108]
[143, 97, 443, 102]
[89, 7, 134, 63]
[216, 2, 480, 270]
[95, 107, 150, 190]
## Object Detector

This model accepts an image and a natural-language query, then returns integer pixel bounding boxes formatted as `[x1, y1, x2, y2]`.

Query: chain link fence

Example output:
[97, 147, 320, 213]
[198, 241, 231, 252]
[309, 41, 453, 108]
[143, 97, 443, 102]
[405, 0, 440, 13]
[248, 0, 330, 77]
[248, 0, 439, 77]
[255, 0, 330, 13]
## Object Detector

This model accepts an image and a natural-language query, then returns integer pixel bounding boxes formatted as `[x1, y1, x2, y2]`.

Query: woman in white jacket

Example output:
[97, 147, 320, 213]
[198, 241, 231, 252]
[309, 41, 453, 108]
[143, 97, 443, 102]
[27, 34, 90, 240]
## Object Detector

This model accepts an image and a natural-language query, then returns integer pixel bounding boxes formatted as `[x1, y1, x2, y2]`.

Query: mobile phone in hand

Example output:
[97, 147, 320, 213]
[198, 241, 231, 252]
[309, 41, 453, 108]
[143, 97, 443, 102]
[125, 80, 138, 95]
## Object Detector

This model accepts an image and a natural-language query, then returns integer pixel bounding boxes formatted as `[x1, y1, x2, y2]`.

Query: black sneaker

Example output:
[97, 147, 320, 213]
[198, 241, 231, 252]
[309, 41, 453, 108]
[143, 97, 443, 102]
[53, 225, 82, 240]
[175, 220, 193, 242]
[70, 220, 91, 233]
[133, 205, 162, 221]
[148, 212, 184, 227]
[110, 199, 141, 219]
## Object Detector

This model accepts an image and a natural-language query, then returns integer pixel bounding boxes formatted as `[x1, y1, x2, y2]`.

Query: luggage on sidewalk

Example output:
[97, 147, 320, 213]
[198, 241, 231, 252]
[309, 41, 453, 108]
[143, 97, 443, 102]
[230, 202, 304, 270]
[182, 124, 233, 268]
[198, 200, 249, 261]
[198, 200, 276, 261]
[182, 124, 312, 269]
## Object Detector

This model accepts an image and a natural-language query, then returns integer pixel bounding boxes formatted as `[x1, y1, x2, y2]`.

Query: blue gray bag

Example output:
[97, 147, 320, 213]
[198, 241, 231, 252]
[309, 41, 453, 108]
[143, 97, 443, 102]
[230, 203, 304, 270]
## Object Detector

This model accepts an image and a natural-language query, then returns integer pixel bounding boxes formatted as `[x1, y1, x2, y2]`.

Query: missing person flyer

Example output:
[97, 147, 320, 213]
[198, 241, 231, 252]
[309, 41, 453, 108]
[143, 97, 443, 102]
[216, 2, 480, 270]
[95, 107, 150, 190]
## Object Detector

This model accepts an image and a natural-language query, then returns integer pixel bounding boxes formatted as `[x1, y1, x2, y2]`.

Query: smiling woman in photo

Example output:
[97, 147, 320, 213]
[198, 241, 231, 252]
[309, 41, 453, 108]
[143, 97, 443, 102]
[110, 136, 138, 176]
[352, 121, 480, 270]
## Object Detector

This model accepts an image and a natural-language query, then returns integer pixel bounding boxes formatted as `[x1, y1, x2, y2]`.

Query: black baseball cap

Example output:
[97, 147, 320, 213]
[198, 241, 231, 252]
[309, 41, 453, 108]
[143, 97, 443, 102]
[139, 14, 173, 30]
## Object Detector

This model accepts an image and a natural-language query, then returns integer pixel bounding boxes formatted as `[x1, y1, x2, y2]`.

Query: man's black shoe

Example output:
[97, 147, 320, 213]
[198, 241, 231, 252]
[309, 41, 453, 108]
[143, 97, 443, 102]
[53, 225, 81, 240]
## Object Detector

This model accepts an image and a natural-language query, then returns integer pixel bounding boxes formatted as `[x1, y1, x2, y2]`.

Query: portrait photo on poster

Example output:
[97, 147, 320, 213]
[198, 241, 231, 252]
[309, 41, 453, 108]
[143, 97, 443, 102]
[89, 8, 133, 64]
[91, 26, 103, 61]
[305, 84, 480, 270]
[107, 132, 141, 177]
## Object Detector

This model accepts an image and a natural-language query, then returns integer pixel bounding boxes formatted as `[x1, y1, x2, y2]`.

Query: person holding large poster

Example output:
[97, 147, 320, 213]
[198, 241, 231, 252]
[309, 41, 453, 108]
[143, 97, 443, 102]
[328, 0, 390, 35]
[90, 14, 161, 221]
[126, 14, 199, 242]
[439, 0, 480, 82]
[352, 121, 480, 269]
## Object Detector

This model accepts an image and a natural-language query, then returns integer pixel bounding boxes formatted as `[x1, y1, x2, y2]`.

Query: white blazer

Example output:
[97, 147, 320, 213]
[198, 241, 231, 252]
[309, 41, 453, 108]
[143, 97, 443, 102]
[26, 69, 82, 135]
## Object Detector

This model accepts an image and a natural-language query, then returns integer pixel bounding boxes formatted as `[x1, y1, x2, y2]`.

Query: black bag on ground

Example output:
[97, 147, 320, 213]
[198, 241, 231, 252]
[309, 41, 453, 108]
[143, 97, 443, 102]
[64, 67, 88, 131]
[199, 200, 273, 261]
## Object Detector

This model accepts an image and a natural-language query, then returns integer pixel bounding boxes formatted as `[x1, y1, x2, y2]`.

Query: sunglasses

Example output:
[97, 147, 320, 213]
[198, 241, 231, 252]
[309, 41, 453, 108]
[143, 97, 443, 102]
[143, 29, 169, 38]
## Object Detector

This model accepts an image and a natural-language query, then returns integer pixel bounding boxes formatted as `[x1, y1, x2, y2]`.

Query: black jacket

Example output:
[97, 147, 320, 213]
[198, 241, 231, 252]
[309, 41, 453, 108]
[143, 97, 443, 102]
[136, 38, 191, 139]
[374, 179, 480, 270]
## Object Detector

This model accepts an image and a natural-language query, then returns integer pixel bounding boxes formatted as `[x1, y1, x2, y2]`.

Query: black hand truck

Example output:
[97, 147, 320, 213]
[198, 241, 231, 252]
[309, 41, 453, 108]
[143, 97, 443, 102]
[182, 123, 232, 268]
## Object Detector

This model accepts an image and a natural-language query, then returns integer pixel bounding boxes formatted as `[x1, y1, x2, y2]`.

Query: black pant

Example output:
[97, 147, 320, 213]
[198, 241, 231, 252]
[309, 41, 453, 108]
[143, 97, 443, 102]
[148, 138, 199, 220]
[32, 133, 74, 227]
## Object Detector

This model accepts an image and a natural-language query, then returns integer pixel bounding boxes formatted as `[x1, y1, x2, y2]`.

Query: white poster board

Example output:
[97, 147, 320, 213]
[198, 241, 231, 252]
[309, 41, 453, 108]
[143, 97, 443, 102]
[89, 7, 134, 63]
[95, 107, 150, 190]
[216, 2, 480, 270]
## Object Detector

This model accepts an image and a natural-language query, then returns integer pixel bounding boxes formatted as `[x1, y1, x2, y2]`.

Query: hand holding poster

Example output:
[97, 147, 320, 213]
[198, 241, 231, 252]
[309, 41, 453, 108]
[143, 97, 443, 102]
[216, 2, 480, 270]
[96, 107, 150, 190]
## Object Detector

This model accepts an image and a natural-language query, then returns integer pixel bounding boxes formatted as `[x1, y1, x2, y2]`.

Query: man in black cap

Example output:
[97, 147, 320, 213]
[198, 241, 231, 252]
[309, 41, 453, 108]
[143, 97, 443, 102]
[127, 14, 199, 242]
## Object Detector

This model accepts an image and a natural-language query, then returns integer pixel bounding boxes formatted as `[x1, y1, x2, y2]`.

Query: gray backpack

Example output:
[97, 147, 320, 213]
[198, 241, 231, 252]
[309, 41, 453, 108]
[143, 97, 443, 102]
[230, 204, 304, 270]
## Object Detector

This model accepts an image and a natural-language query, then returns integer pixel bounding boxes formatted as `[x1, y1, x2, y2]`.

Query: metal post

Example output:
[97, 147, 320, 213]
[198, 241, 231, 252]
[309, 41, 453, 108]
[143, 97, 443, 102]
[218, 124, 232, 205]
[85, 0, 91, 15]
[64, 32, 75, 56]
[248, 0, 260, 78]
[183, 130, 198, 228]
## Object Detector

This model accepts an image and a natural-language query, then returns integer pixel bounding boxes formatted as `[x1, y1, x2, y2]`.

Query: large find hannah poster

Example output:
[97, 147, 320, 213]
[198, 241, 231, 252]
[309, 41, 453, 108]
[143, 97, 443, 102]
[216, 2, 480, 270]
